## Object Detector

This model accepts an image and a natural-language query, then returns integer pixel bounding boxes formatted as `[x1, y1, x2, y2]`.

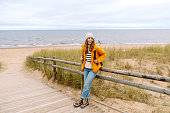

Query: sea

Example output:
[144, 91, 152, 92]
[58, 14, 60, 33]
[0, 29, 170, 48]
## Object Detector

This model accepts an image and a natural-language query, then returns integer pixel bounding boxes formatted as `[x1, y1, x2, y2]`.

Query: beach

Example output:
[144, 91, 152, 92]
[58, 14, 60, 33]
[0, 44, 169, 113]
[0, 44, 166, 69]
[0, 45, 79, 69]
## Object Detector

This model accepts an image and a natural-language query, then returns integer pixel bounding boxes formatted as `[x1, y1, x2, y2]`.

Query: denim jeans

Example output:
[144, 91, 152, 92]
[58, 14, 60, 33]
[81, 68, 97, 99]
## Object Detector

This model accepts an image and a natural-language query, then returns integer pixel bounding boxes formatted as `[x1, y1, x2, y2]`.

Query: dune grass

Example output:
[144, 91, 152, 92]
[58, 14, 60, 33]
[25, 44, 170, 105]
[106, 44, 170, 64]
[25, 49, 82, 89]
[105, 44, 170, 75]
[0, 62, 1, 69]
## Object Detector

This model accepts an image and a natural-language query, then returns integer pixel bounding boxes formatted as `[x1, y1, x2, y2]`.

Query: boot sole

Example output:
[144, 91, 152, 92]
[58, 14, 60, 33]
[80, 103, 89, 108]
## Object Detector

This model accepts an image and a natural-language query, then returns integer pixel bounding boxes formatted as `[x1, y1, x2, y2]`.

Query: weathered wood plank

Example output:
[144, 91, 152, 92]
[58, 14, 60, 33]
[31, 58, 170, 95]
[29, 57, 170, 82]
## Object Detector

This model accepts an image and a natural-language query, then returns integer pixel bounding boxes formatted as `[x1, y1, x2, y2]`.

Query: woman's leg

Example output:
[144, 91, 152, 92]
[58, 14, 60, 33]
[73, 68, 89, 107]
[81, 69, 97, 99]
[84, 68, 89, 82]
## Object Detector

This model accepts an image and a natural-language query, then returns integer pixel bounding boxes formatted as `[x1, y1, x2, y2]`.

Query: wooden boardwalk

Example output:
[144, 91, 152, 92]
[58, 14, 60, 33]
[0, 64, 103, 113]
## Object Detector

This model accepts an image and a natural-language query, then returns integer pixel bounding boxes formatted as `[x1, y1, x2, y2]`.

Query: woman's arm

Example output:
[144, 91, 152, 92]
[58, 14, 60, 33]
[81, 46, 84, 58]
[96, 47, 106, 63]
[80, 45, 84, 61]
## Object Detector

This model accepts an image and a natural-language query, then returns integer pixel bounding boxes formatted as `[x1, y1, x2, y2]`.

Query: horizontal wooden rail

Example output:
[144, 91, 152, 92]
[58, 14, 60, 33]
[100, 68, 170, 82]
[29, 58, 170, 95]
[29, 56, 170, 82]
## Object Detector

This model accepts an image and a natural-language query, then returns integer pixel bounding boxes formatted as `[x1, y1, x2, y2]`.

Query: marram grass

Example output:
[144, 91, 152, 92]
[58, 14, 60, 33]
[25, 44, 170, 105]
[106, 44, 170, 63]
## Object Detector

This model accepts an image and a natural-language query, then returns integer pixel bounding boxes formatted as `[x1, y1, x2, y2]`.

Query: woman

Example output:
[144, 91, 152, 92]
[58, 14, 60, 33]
[73, 32, 106, 108]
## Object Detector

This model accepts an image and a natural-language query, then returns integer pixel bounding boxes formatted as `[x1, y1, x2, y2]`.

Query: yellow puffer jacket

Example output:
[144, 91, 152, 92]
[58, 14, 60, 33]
[81, 44, 106, 73]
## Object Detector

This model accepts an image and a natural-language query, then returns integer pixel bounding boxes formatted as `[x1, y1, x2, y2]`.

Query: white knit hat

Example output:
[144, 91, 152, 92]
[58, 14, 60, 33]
[86, 32, 94, 39]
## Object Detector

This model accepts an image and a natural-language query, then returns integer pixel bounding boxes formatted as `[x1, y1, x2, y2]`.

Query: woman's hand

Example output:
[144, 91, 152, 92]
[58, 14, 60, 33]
[80, 57, 84, 62]
[94, 60, 98, 64]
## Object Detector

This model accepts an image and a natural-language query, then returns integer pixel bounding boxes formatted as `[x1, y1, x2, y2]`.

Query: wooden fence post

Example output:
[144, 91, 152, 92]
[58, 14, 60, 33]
[37, 57, 40, 70]
[31, 57, 34, 65]
[43, 56, 46, 77]
[53, 57, 57, 82]
[29, 56, 32, 65]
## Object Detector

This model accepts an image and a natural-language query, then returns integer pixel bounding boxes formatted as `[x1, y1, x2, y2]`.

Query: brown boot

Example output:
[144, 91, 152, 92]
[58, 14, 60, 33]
[80, 99, 89, 108]
[73, 98, 83, 107]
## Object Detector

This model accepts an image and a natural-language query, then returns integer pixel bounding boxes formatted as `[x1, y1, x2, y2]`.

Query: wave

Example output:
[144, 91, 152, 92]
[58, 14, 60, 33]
[0, 42, 169, 48]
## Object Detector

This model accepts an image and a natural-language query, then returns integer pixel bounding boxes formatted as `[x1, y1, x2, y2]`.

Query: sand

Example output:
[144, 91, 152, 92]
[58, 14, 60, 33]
[0, 44, 165, 70]
[0, 44, 169, 113]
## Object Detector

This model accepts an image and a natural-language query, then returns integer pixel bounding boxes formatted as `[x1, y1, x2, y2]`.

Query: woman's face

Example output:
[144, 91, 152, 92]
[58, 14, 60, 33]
[87, 37, 93, 45]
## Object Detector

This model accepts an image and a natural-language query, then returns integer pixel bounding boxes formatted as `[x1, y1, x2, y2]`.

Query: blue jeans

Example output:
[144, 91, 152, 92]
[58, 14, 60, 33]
[81, 68, 97, 99]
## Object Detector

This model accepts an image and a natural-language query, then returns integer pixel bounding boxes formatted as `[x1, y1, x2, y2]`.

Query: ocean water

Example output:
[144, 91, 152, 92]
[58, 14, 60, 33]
[0, 29, 169, 48]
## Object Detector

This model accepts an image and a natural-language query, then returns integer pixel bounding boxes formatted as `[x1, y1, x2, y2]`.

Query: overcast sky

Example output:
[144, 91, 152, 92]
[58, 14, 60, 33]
[0, 0, 170, 30]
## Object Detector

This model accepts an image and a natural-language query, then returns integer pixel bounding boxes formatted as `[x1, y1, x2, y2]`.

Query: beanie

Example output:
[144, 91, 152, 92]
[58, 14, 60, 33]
[86, 32, 94, 39]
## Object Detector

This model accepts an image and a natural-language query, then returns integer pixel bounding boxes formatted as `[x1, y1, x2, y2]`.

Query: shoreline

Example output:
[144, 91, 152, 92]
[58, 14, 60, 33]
[0, 43, 168, 50]
[0, 45, 81, 50]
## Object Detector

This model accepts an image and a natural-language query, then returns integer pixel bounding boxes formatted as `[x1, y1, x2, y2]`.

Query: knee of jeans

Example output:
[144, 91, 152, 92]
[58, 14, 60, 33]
[84, 83, 91, 90]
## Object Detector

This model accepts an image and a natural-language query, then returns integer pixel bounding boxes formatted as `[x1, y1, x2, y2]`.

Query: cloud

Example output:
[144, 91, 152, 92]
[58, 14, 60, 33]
[0, 0, 170, 30]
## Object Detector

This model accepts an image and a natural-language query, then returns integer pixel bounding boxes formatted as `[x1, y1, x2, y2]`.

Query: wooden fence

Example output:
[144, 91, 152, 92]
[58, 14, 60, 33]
[27, 56, 170, 95]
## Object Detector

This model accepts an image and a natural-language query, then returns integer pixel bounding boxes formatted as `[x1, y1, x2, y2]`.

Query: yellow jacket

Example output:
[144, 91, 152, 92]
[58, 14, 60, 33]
[81, 44, 106, 73]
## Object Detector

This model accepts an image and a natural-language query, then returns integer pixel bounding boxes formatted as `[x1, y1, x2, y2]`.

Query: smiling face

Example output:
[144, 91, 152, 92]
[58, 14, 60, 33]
[87, 37, 94, 45]
[84, 37, 95, 53]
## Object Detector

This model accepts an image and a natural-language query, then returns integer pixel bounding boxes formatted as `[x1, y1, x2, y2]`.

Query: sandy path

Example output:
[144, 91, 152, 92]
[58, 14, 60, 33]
[0, 46, 103, 113]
